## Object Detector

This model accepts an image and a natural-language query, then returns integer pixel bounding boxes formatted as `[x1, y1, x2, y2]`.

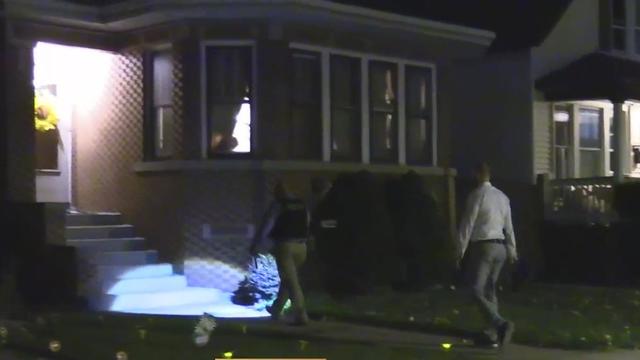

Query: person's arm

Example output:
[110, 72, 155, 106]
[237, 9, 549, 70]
[457, 190, 481, 264]
[504, 200, 518, 263]
[250, 202, 280, 254]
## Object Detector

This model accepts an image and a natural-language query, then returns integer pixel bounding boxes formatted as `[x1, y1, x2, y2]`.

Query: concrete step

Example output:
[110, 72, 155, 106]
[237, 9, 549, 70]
[66, 225, 135, 240]
[93, 287, 224, 311]
[66, 212, 122, 226]
[104, 275, 188, 295]
[118, 302, 269, 317]
[98, 263, 174, 280]
[94, 250, 158, 266]
[67, 237, 146, 252]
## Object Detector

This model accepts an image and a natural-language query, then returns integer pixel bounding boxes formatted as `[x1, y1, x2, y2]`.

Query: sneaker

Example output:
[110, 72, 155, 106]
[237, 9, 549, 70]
[192, 313, 217, 347]
[496, 321, 515, 348]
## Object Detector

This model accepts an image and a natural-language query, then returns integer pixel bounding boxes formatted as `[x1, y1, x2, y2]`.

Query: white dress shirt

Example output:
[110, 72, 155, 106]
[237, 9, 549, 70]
[457, 182, 517, 260]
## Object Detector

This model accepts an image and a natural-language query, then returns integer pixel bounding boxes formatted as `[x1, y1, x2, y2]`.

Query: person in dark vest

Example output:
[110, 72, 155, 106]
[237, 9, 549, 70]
[250, 180, 310, 325]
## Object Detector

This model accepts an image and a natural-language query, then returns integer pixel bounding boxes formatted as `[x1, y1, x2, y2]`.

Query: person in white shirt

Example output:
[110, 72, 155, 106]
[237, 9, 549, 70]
[457, 163, 517, 348]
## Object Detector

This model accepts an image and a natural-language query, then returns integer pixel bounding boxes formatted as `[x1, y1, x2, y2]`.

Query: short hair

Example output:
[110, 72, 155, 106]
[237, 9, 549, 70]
[474, 162, 491, 177]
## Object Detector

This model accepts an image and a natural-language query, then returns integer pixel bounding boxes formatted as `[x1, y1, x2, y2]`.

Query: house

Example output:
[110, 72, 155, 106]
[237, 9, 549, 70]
[449, 0, 640, 281]
[0, 0, 494, 313]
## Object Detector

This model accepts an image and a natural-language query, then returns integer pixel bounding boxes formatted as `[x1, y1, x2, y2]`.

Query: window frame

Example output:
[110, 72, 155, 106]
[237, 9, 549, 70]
[143, 44, 174, 161]
[199, 40, 257, 159]
[609, 0, 640, 56]
[552, 102, 610, 178]
[289, 42, 437, 166]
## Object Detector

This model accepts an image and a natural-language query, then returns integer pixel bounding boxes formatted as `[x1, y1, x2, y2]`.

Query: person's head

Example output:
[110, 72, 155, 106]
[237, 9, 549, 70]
[474, 162, 491, 184]
[273, 179, 292, 201]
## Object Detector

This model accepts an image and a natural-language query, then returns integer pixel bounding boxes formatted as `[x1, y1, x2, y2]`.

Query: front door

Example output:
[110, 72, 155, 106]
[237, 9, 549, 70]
[34, 42, 73, 204]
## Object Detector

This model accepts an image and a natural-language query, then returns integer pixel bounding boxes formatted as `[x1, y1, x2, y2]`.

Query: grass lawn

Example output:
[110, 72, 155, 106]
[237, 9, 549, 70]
[0, 312, 478, 360]
[306, 283, 640, 350]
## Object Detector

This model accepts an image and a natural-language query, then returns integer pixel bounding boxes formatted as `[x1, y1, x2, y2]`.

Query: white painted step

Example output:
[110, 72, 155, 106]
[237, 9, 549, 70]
[67, 237, 146, 252]
[94, 287, 224, 311]
[66, 225, 135, 239]
[104, 275, 188, 295]
[95, 250, 158, 265]
[98, 263, 174, 280]
[66, 213, 122, 226]
[119, 302, 270, 317]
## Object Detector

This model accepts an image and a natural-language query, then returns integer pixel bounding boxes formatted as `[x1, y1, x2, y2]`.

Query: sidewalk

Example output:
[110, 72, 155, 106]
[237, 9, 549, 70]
[225, 317, 640, 360]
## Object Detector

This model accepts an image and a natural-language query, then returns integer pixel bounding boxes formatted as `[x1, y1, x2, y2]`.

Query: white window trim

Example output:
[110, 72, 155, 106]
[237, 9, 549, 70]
[553, 102, 610, 178]
[290, 42, 438, 166]
[199, 40, 258, 159]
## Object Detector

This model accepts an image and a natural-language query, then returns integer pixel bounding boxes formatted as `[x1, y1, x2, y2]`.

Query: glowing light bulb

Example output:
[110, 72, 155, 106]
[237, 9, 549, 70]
[49, 340, 62, 352]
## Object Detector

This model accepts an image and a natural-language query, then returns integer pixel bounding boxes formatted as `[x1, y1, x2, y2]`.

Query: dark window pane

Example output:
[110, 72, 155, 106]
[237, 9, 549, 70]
[406, 66, 433, 165]
[331, 55, 361, 162]
[206, 47, 252, 155]
[553, 108, 570, 146]
[370, 61, 397, 109]
[153, 50, 173, 106]
[331, 109, 361, 161]
[406, 117, 431, 165]
[370, 61, 397, 163]
[291, 106, 322, 159]
[579, 108, 602, 148]
[613, 0, 626, 25]
[370, 112, 396, 162]
[635, 29, 640, 53]
[613, 28, 626, 50]
[292, 52, 321, 106]
[154, 106, 174, 158]
[290, 50, 321, 159]
[580, 150, 602, 177]
[555, 146, 569, 179]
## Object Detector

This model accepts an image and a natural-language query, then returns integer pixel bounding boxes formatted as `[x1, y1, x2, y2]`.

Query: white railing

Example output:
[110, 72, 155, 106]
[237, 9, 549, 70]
[541, 176, 615, 224]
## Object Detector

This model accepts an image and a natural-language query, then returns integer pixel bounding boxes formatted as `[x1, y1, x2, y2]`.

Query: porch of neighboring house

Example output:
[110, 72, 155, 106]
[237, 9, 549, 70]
[534, 52, 640, 285]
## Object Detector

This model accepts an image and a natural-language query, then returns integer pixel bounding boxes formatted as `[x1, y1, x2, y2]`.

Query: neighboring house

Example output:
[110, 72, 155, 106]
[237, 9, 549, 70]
[450, 0, 640, 276]
[0, 0, 494, 312]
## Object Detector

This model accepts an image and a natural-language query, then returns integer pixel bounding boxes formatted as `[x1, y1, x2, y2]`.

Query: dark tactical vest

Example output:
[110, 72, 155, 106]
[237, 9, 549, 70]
[269, 199, 309, 241]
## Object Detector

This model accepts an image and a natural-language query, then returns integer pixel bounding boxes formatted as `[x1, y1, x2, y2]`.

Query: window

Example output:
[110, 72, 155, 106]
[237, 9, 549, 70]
[612, 0, 626, 51]
[369, 61, 398, 163]
[553, 105, 572, 179]
[330, 55, 361, 162]
[609, 0, 640, 54]
[150, 50, 174, 159]
[290, 50, 322, 160]
[289, 44, 437, 166]
[405, 65, 434, 165]
[204, 46, 252, 156]
[578, 108, 603, 177]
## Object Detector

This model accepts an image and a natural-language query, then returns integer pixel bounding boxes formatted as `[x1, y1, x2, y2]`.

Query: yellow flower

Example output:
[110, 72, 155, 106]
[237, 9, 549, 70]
[34, 91, 58, 132]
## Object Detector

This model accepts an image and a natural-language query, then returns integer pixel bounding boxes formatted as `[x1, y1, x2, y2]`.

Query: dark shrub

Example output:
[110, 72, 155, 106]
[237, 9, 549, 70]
[613, 182, 640, 219]
[386, 171, 448, 291]
[314, 171, 394, 296]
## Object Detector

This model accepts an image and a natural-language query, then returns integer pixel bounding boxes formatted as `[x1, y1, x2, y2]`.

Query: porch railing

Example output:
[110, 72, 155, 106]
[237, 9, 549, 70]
[540, 176, 615, 224]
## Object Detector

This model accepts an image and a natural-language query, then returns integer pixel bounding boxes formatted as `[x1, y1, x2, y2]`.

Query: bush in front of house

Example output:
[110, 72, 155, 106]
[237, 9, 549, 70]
[613, 182, 640, 219]
[314, 171, 394, 297]
[386, 171, 449, 291]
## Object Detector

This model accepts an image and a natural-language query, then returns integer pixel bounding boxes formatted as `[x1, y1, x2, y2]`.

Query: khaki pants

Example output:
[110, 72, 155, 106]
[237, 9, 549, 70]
[466, 242, 507, 327]
[271, 241, 308, 320]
